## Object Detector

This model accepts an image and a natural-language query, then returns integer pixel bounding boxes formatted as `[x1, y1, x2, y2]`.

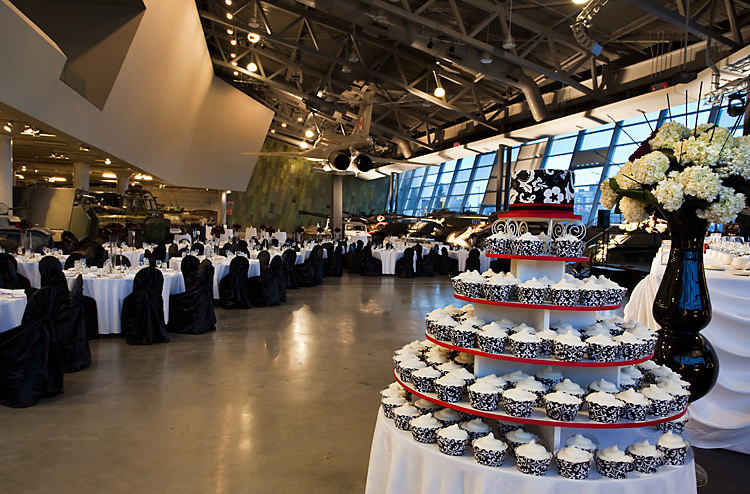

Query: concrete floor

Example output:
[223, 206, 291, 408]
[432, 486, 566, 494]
[0, 274, 745, 493]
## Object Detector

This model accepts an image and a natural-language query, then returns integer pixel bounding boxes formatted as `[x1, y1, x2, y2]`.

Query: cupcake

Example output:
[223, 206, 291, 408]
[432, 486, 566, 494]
[392, 404, 421, 430]
[483, 273, 513, 302]
[547, 279, 581, 306]
[614, 332, 647, 360]
[410, 366, 442, 394]
[615, 389, 651, 421]
[628, 325, 658, 355]
[586, 392, 624, 423]
[657, 414, 688, 434]
[477, 323, 508, 354]
[517, 277, 549, 305]
[535, 329, 557, 355]
[458, 270, 487, 299]
[620, 365, 644, 390]
[579, 279, 608, 306]
[658, 380, 690, 412]
[409, 413, 442, 443]
[446, 368, 476, 390]
[436, 361, 463, 376]
[543, 391, 581, 421]
[595, 446, 633, 479]
[551, 320, 581, 335]
[657, 374, 691, 392]
[586, 333, 621, 362]
[462, 316, 487, 330]
[501, 370, 531, 387]
[627, 440, 663, 474]
[473, 434, 508, 467]
[657, 432, 689, 465]
[553, 379, 586, 404]
[515, 377, 548, 406]
[434, 374, 465, 403]
[437, 424, 469, 456]
[598, 319, 624, 337]
[451, 274, 466, 295]
[453, 352, 475, 373]
[596, 276, 627, 305]
[485, 231, 515, 255]
[433, 407, 463, 427]
[396, 358, 427, 383]
[552, 233, 585, 258]
[424, 308, 446, 334]
[535, 366, 564, 390]
[502, 387, 537, 418]
[553, 331, 587, 362]
[649, 365, 679, 385]
[501, 273, 521, 300]
[641, 385, 674, 417]
[429, 314, 456, 342]
[636, 360, 659, 382]
[515, 441, 552, 476]
[451, 322, 478, 349]
[565, 434, 598, 455]
[582, 323, 610, 341]
[556, 446, 593, 480]
[588, 378, 619, 395]
[382, 395, 408, 419]
[619, 372, 639, 393]
[475, 374, 508, 391]
[514, 232, 546, 257]
[424, 347, 451, 368]
[505, 429, 538, 457]
[413, 398, 441, 415]
[508, 328, 541, 358]
[459, 418, 492, 442]
[380, 382, 407, 400]
[469, 381, 501, 411]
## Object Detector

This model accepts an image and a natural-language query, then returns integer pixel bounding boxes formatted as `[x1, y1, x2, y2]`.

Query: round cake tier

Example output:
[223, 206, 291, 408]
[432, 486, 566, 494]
[454, 294, 621, 311]
[497, 211, 582, 220]
[486, 253, 589, 262]
[395, 373, 686, 430]
[424, 333, 655, 368]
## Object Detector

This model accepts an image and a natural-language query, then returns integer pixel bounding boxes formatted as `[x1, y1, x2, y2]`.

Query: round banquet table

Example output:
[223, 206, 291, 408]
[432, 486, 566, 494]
[119, 249, 144, 267]
[447, 249, 492, 272]
[624, 248, 750, 454]
[65, 268, 185, 335]
[15, 254, 67, 288]
[366, 408, 696, 494]
[372, 248, 414, 275]
[0, 292, 27, 333]
[169, 256, 260, 299]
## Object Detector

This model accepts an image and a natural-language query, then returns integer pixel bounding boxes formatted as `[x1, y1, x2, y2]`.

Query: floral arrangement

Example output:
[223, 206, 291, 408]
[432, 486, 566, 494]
[15, 219, 33, 230]
[294, 226, 305, 234]
[101, 222, 125, 236]
[211, 225, 225, 237]
[620, 215, 668, 233]
[600, 121, 749, 224]
[232, 223, 242, 231]
[124, 220, 138, 231]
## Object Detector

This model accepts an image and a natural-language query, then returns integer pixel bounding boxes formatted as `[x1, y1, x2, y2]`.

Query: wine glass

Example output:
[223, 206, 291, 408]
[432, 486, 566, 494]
[156, 260, 162, 269]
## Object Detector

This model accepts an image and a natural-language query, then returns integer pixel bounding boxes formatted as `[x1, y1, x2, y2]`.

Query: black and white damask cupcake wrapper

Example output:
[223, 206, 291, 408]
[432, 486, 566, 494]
[474, 447, 506, 467]
[502, 396, 535, 418]
[436, 383, 463, 403]
[429, 324, 452, 342]
[536, 376, 563, 391]
[393, 414, 415, 431]
[451, 330, 477, 349]
[630, 453, 662, 474]
[587, 402, 622, 424]
[437, 436, 468, 456]
[462, 282, 486, 299]
[552, 240, 585, 258]
[485, 237, 513, 255]
[514, 240, 546, 257]
[410, 375, 437, 394]
[587, 342, 620, 362]
[464, 429, 491, 443]
[469, 390, 500, 411]
[382, 402, 400, 419]
[670, 394, 689, 412]
[544, 400, 579, 422]
[657, 445, 688, 466]
[396, 364, 416, 383]
[619, 342, 646, 360]
[517, 286, 548, 305]
[579, 290, 606, 307]
[553, 342, 586, 362]
[411, 426, 440, 444]
[657, 419, 686, 434]
[537, 338, 554, 356]
[548, 288, 580, 306]
[510, 340, 540, 359]
[595, 457, 631, 479]
[451, 278, 465, 295]
[483, 284, 511, 302]
[650, 398, 673, 417]
[516, 456, 551, 477]
[556, 457, 591, 480]
[622, 402, 650, 421]
[477, 334, 506, 354]
[605, 288, 628, 306]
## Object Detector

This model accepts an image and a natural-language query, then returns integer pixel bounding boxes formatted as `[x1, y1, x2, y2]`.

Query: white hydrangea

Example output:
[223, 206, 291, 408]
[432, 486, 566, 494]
[649, 121, 691, 152]
[674, 165, 722, 201]
[630, 151, 670, 185]
[653, 177, 685, 211]
[718, 135, 750, 180]
[614, 161, 639, 190]
[599, 180, 619, 209]
[693, 123, 733, 145]
[681, 136, 723, 167]
[697, 187, 747, 224]
[619, 196, 649, 223]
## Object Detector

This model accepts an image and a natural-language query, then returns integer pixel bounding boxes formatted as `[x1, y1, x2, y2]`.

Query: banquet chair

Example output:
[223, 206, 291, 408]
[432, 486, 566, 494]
[466, 248, 481, 272]
[258, 250, 271, 274]
[276, 255, 289, 303]
[395, 247, 416, 278]
[180, 254, 201, 290]
[177, 246, 190, 257]
[122, 267, 169, 345]
[63, 252, 84, 270]
[40, 256, 70, 298]
[0, 287, 64, 408]
[489, 258, 510, 274]
[152, 244, 167, 263]
[54, 274, 92, 371]
[168, 260, 216, 335]
[219, 256, 252, 309]
[237, 247, 250, 256]
[361, 245, 382, 277]
[0, 253, 31, 291]
[247, 256, 283, 306]
[313, 245, 325, 284]
[416, 248, 435, 277]
[347, 240, 365, 273]
[271, 238, 279, 248]
[238, 240, 248, 251]
[168, 243, 179, 259]
[438, 248, 459, 276]
[112, 255, 131, 267]
[282, 249, 300, 289]
[192, 243, 205, 256]
[293, 247, 318, 287]
[326, 244, 344, 277]
[223, 243, 234, 255]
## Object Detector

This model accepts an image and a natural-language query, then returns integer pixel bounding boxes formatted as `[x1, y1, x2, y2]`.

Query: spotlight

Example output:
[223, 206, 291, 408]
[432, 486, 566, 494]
[434, 86, 445, 98]
[247, 32, 260, 43]
[305, 129, 315, 138]
[480, 51, 493, 64]
[2, 122, 11, 133]
[341, 65, 351, 73]
[227, 28, 233, 35]
[247, 62, 257, 72]
[572, 0, 588, 4]
[348, 53, 359, 63]
[248, 17, 260, 29]
[230, 39, 237, 46]
[230, 52, 237, 58]
[270, 129, 276, 133]
[233, 70, 239, 76]
[226, 12, 233, 20]
[502, 35, 516, 50]
[297, 117, 304, 122]
[225, 0, 232, 4]
[281, 123, 287, 128]
[231, 61, 237, 66]
[104, 158, 111, 165]
[727, 93, 746, 117]
[300, 142, 309, 149]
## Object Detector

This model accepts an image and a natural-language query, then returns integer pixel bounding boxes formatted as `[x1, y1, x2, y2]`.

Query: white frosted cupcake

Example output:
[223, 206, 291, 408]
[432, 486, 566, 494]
[433, 407, 463, 427]
[502, 387, 537, 418]
[469, 380, 501, 411]
[410, 366, 442, 394]
[595, 446, 633, 479]
[548, 279, 581, 306]
[552, 233, 585, 258]
[475, 374, 508, 391]
[517, 277, 549, 305]
[424, 347, 451, 368]
[509, 328, 541, 358]
[396, 357, 426, 383]
[459, 418, 492, 442]
[636, 360, 659, 382]
[586, 333, 621, 362]
[453, 352, 475, 373]
[382, 395, 408, 419]
[588, 378, 619, 395]
[543, 391, 581, 421]
[627, 440, 663, 473]
[515, 377, 548, 406]
[451, 322, 479, 349]
[649, 365, 679, 384]
[473, 434, 508, 467]
[380, 382, 407, 400]
[585, 392, 624, 423]
[614, 331, 647, 360]
[657, 432, 689, 465]
[392, 404, 421, 430]
[483, 272, 514, 302]
[535, 366, 564, 390]
[515, 440, 552, 476]
[437, 424, 469, 456]
[641, 384, 675, 416]
[412, 399, 440, 416]
[501, 370, 531, 387]
[657, 414, 689, 434]
[620, 365, 644, 390]
[535, 329, 558, 355]
[485, 230, 515, 255]
[597, 275, 627, 305]
[628, 325, 658, 355]
[556, 446, 593, 479]
[514, 232, 547, 257]
[424, 308, 446, 335]
[505, 429, 539, 457]
[579, 279, 608, 306]
[477, 323, 508, 354]
[429, 314, 456, 342]
[565, 434, 598, 454]
[554, 379, 586, 405]
[446, 367, 476, 391]
[436, 361, 464, 376]
[435, 374, 465, 403]
[553, 330, 587, 362]
[658, 380, 690, 412]
[616, 388, 651, 421]
[457, 270, 487, 299]
[409, 413, 442, 443]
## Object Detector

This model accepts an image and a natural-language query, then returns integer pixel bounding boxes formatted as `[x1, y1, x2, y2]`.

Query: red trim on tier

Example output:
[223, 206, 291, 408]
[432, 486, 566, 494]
[454, 294, 621, 311]
[497, 211, 582, 220]
[486, 253, 589, 262]
[395, 372, 686, 429]
[424, 333, 654, 367]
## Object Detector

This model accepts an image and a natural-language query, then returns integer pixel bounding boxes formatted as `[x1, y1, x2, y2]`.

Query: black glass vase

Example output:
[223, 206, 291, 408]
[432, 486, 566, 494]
[652, 203, 719, 402]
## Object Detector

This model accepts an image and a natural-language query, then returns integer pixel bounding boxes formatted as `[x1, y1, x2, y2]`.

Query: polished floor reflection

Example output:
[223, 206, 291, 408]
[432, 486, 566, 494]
[0, 274, 743, 493]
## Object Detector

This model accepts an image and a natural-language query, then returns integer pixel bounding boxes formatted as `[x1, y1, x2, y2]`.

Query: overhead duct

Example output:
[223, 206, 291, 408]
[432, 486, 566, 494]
[392, 136, 413, 159]
[293, 0, 549, 122]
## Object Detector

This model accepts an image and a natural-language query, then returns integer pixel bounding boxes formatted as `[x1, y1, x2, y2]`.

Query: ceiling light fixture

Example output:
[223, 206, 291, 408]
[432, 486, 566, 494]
[248, 17, 260, 29]
[48, 177, 66, 183]
[247, 32, 260, 43]
[226, 12, 233, 20]
[433, 71, 445, 98]
[300, 142, 309, 149]
[374, 10, 388, 23]
[572, 0, 588, 3]
[227, 28, 233, 35]
[15, 174, 23, 180]
[104, 158, 111, 165]
[281, 123, 287, 128]
[2, 122, 11, 133]
[233, 70, 239, 76]
[231, 61, 237, 66]
[480, 51, 493, 64]
[225, 0, 232, 5]
[503, 0, 517, 50]
[230, 39, 237, 46]
[341, 65, 351, 73]
[305, 129, 315, 138]
[230, 52, 237, 58]
[297, 117, 304, 122]
[270, 129, 276, 133]
[103, 172, 117, 178]
[247, 62, 257, 72]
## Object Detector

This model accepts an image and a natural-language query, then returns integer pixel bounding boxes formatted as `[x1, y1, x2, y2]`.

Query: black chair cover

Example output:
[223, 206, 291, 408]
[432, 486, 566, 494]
[313, 246, 325, 285]
[489, 258, 511, 274]
[258, 250, 271, 274]
[395, 247, 416, 278]
[84, 246, 98, 268]
[416, 250, 435, 277]
[112, 255, 131, 267]
[122, 267, 169, 345]
[438, 248, 459, 276]
[39, 257, 70, 298]
[0, 287, 64, 408]
[347, 240, 365, 273]
[247, 256, 283, 307]
[152, 244, 167, 263]
[0, 252, 31, 290]
[219, 256, 252, 309]
[55, 275, 92, 371]
[361, 245, 382, 276]
[294, 246, 320, 287]
[168, 260, 216, 334]
[466, 248, 481, 272]
[282, 249, 300, 289]
[168, 243, 179, 259]
[143, 249, 153, 264]
[192, 243, 205, 256]
[223, 243, 234, 255]
[64, 252, 84, 270]
[326, 244, 344, 277]
[180, 255, 200, 290]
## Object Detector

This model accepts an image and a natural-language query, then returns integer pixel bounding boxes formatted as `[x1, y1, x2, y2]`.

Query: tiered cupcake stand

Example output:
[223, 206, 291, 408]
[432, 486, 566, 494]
[366, 213, 697, 494]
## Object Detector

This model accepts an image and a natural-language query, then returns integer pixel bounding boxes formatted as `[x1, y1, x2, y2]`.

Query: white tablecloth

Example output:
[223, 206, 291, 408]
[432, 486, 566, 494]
[624, 249, 750, 454]
[372, 249, 412, 275]
[173, 234, 191, 243]
[366, 409, 696, 494]
[119, 250, 144, 267]
[447, 250, 491, 272]
[245, 227, 257, 239]
[169, 256, 260, 299]
[0, 295, 26, 333]
[15, 254, 66, 288]
[65, 269, 185, 334]
[272, 232, 287, 244]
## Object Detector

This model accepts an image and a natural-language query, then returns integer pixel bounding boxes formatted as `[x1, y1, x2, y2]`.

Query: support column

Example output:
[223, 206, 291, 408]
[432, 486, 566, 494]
[331, 174, 343, 234]
[0, 135, 12, 210]
[72, 161, 90, 191]
[114, 170, 132, 195]
[219, 190, 227, 226]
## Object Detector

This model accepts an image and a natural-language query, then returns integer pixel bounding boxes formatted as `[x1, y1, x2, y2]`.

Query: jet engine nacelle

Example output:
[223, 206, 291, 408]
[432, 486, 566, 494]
[329, 151, 351, 171]
[353, 154, 374, 173]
